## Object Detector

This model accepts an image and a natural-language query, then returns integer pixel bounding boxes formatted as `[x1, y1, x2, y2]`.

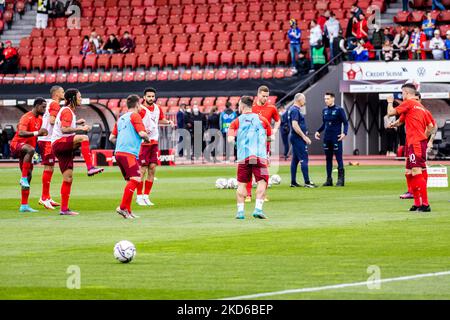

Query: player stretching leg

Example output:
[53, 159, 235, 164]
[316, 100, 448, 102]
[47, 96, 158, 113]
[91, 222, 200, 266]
[135, 87, 174, 206]
[10, 98, 47, 212]
[37, 86, 65, 210]
[245, 85, 280, 202]
[109, 95, 150, 219]
[227, 96, 272, 219]
[51, 89, 104, 216]
[387, 84, 435, 212]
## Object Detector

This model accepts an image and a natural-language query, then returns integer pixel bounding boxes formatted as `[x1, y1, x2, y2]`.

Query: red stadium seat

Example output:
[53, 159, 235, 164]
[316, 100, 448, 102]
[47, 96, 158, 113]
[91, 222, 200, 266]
[137, 53, 151, 68]
[185, 23, 199, 33]
[44, 47, 56, 56]
[111, 54, 125, 69]
[239, 22, 254, 32]
[175, 34, 189, 44]
[216, 41, 229, 51]
[276, 50, 290, 65]
[202, 42, 215, 51]
[165, 52, 179, 68]
[123, 71, 136, 82]
[273, 40, 288, 50]
[438, 10, 450, 22]
[244, 41, 258, 51]
[151, 52, 165, 68]
[394, 11, 411, 23]
[174, 43, 188, 52]
[225, 22, 239, 32]
[89, 72, 101, 83]
[190, 33, 203, 43]
[57, 55, 71, 70]
[178, 52, 192, 67]
[84, 55, 97, 70]
[254, 21, 268, 31]
[206, 51, 220, 66]
[167, 97, 180, 108]
[409, 10, 425, 22]
[101, 72, 113, 82]
[124, 54, 137, 69]
[259, 41, 272, 51]
[262, 50, 277, 65]
[156, 97, 168, 106]
[32, 56, 45, 70]
[112, 72, 124, 82]
[234, 51, 248, 65]
[45, 55, 58, 70]
[192, 52, 206, 67]
[31, 46, 44, 56]
[248, 50, 262, 66]
[245, 31, 258, 42]
[179, 97, 191, 106]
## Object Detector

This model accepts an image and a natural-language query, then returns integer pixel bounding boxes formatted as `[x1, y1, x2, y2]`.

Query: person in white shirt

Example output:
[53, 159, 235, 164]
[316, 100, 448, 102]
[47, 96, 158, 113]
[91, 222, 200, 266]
[430, 30, 446, 60]
[324, 12, 341, 59]
[309, 20, 323, 67]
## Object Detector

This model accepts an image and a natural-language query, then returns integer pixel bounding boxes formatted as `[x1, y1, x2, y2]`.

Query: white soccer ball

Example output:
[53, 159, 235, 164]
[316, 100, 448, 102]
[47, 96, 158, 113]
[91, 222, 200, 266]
[215, 178, 228, 189]
[270, 174, 282, 185]
[114, 240, 136, 263]
[227, 178, 238, 189]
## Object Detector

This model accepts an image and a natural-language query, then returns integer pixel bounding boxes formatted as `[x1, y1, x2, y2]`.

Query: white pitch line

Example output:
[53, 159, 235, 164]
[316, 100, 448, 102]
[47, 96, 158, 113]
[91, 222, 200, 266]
[221, 270, 450, 300]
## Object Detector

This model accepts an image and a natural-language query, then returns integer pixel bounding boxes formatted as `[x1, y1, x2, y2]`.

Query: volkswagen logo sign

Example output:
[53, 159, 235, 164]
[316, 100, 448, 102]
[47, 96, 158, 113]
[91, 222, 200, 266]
[417, 67, 426, 77]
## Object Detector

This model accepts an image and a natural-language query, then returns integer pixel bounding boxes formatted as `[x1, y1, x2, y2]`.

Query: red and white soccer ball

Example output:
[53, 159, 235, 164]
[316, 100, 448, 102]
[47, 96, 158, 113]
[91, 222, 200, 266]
[343, 63, 363, 80]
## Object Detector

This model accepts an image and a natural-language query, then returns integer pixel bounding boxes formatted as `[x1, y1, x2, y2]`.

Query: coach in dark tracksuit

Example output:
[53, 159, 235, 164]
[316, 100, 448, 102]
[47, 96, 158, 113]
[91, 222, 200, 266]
[314, 92, 349, 186]
[289, 93, 316, 188]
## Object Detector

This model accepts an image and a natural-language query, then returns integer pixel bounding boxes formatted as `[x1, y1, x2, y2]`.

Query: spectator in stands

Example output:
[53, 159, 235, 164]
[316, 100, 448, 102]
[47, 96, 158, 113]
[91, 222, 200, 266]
[176, 103, 186, 157]
[371, 25, 384, 59]
[408, 26, 427, 60]
[332, 30, 348, 63]
[2, 40, 18, 73]
[355, 13, 368, 40]
[207, 106, 220, 161]
[347, 38, 358, 60]
[383, 27, 395, 42]
[361, 38, 375, 60]
[382, 39, 394, 61]
[345, 12, 357, 45]
[36, 0, 51, 29]
[312, 40, 327, 79]
[296, 51, 311, 75]
[309, 20, 323, 66]
[352, 40, 369, 61]
[324, 12, 341, 61]
[432, 0, 446, 11]
[49, 0, 65, 18]
[1, 129, 10, 159]
[430, 30, 446, 60]
[0, 42, 5, 74]
[120, 31, 135, 54]
[191, 104, 206, 160]
[90, 31, 102, 52]
[0, 0, 5, 13]
[422, 12, 437, 39]
[402, 0, 409, 11]
[393, 27, 410, 60]
[287, 19, 301, 71]
[80, 36, 95, 56]
[384, 114, 398, 156]
[100, 34, 121, 54]
[350, 3, 363, 20]
[317, 10, 330, 32]
[445, 30, 450, 60]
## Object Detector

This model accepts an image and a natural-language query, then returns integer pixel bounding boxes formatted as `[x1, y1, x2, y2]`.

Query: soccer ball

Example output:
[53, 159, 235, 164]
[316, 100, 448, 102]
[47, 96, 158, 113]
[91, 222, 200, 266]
[270, 174, 282, 185]
[215, 178, 228, 189]
[113, 240, 136, 263]
[227, 178, 238, 189]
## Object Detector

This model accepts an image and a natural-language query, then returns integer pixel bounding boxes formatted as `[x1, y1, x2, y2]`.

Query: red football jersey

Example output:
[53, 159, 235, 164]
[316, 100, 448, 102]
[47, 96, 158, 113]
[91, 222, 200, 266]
[395, 99, 434, 145]
[11, 111, 43, 148]
[252, 101, 280, 124]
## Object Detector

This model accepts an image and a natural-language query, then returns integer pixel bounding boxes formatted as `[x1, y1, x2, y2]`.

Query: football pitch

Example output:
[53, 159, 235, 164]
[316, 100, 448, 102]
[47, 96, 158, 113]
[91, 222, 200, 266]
[0, 164, 449, 300]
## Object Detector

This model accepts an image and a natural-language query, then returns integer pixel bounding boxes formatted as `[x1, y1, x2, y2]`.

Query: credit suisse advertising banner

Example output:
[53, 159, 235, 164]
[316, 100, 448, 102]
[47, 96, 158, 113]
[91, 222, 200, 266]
[343, 61, 450, 82]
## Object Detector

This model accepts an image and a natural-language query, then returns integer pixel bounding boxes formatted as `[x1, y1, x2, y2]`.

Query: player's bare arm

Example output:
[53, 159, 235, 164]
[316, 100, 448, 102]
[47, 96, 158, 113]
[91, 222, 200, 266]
[272, 119, 281, 135]
[139, 131, 150, 143]
[292, 120, 311, 145]
[159, 119, 174, 127]
[109, 133, 117, 145]
[76, 118, 86, 125]
[386, 96, 397, 116]
[61, 124, 90, 134]
[19, 127, 48, 137]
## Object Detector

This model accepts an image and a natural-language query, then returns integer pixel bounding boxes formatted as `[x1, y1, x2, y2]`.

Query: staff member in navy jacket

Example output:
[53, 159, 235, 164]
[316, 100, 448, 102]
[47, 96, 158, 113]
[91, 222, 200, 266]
[289, 93, 316, 188]
[314, 92, 349, 187]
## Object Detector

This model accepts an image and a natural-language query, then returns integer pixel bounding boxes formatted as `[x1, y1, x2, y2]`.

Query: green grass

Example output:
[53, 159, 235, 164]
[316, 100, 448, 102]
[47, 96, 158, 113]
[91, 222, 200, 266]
[0, 164, 449, 300]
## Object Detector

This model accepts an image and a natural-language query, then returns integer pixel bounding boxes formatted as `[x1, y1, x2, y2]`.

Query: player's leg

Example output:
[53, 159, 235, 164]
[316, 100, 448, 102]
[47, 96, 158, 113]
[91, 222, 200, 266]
[323, 141, 334, 186]
[59, 168, 78, 216]
[408, 141, 430, 212]
[236, 162, 251, 219]
[401, 167, 414, 199]
[334, 141, 345, 187]
[245, 181, 252, 202]
[143, 163, 156, 205]
[136, 165, 147, 205]
[39, 141, 59, 209]
[18, 144, 38, 212]
[252, 160, 269, 219]
[290, 138, 301, 187]
[115, 153, 140, 219]
[72, 134, 104, 176]
[300, 142, 315, 187]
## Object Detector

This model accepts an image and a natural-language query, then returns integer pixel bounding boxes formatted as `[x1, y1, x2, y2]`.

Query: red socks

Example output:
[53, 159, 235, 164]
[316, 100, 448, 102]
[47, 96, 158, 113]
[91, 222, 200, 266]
[120, 179, 139, 211]
[61, 181, 72, 212]
[81, 140, 93, 169]
[22, 162, 31, 178]
[144, 180, 153, 195]
[41, 169, 53, 200]
[406, 173, 413, 194]
[21, 189, 30, 205]
[411, 173, 429, 207]
[136, 181, 143, 195]
[246, 181, 252, 197]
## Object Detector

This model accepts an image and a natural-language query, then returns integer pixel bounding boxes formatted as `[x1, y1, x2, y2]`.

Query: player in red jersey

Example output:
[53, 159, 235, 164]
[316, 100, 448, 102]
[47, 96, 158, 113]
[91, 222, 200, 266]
[389, 92, 437, 200]
[37, 86, 65, 210]
[109, 95, 150, 219]
[135, 87, 174, 206]
[387, 84, 435, 212]
[10, 98, 47, 212]
[244, 85, 280, 202]
[51, 89, 104, 216]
